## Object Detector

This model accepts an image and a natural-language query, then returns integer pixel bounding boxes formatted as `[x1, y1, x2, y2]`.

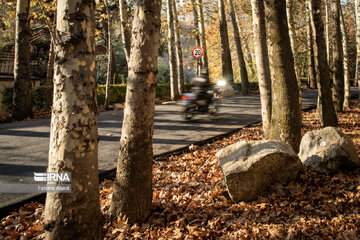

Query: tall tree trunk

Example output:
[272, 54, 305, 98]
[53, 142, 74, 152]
[307, 3, 317, 89]
[119, 0, 131, 63]
[197, 0, 209, 76]
[167, 0, 179, 100]
[264, 0, 302, 152]
[43, 1, 103, 239]
[218, 0, 234, 84]
[286, 0, 301, 87]
[172, 0, 185, 94]
[325, 0, 331, 66]
[105, 1, 113, 109]
[355, 0, 360, 92]
[12, 0, 32, 120]
[310, 0, 338, 127]
[110, 0, 162, 224]
[341, 6, 351, 108]
[190, 0, 202, 75]
[228, 0, 249, 94]
[286, 0, 302, 110]
[46, 24, 56, 86]
[242, 37, 256, 76]
[250, 0, 272, 138]
[331, 0, 344, 112]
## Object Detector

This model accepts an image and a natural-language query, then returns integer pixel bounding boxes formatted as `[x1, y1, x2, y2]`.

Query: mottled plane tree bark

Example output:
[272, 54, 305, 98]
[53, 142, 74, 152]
[197, 0, 209, 76]
[264, 0, 302, 152]
[310, 0, 338, 126]
[250, 0, 272, 138]
[12, 0, 32, 121]
[307, 1, 317, 89]
[228, 0, 249, 95]
[191, 0, 202, 74]
[119, 0, 131, 63]
[340, 6, 351, 108]
[172, 0, 185, 94]
[331, 0, 344, 112]
[167, 0, 179, 100]
[218, 0, 234, 83]
[110, 0, 162, 224]
[43, 1, 103, 239]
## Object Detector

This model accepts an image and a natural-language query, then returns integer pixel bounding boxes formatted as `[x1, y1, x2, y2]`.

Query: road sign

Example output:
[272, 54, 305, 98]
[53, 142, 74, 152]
[192, 47, 203, 59]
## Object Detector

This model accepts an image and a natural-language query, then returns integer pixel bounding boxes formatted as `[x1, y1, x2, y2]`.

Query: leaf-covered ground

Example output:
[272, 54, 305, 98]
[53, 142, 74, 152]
[1, 100, 360, 240]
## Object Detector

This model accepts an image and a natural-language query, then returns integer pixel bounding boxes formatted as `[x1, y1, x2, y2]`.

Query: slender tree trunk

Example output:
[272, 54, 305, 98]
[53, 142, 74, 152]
[310, 0, 338, 127]
[197, 0, 209, 75]
[325, 0, 331, 65]
[43, 1, 103, 239]
[12, 0, 32, 120]
[110, 0, 162, 224]
[286, 0, 301, 86]
[228, 0, 249, 94]
[341, 6, 351, 108]
[331, 0, 344, 112]
[167, 0, 179, 100]
[46, 25, 56, 86]
[307, 3, 317, 89]
[242, 37, 256, 76]
[119, 0, 131, 63]
[105, 1, 112, 109]
[286, 0, 302, 110]
[250, 0, 272, 138]
[111, 47, 120, 84]
[264, 0, 302, 152]
[218, 0, 234, 84]
[355, 0, 360, 91]
[172, 0, 185, 94]
[190, 0, 202, 75]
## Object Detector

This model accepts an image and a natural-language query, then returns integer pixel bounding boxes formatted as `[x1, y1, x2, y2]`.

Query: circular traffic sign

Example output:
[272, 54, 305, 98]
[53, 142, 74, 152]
[192, 47, 203, 59]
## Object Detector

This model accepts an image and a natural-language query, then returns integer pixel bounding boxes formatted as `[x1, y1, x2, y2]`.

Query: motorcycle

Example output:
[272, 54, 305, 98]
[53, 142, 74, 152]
[180, 81, 224, 120]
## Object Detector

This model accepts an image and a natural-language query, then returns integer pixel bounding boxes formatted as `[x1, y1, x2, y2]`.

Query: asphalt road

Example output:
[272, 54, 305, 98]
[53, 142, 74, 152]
[0, 89, 337, 207]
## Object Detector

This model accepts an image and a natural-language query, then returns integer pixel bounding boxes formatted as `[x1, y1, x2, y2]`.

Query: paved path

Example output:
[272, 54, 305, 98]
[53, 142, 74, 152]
[0, 89, 337, 207]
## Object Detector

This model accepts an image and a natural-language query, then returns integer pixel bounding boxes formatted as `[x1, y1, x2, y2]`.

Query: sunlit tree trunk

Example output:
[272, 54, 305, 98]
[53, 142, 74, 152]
[325, 0, 331, 65]
[43, 1, 103, 239]
[228, 0, 249, 94]
[119, 0, 131, 63]
[331, 0, 344, 112]
[264, 0, 302, 152]
[190, 0, 202, 75]
[340, 6, 351, 108]
[172, 0, 185, 94]
[46, 23, 56, 86]
[105, 1, 113, 109]
[307, 2, 317, 89]
[355, 0, 360, 91]
[250, 0, 272, 138]
[286, 0, 302, 108]
[167, 0, 179, 100]
[197, 0, 209, 76]
[310, 0, 338, 127]
[12, 0, 32, 121]
[110, 0, 162, 224]
[218, 0, 234, 83]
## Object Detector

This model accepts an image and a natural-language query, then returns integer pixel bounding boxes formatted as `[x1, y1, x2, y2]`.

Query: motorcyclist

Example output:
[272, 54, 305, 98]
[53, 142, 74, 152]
[191, 68, 212, 110]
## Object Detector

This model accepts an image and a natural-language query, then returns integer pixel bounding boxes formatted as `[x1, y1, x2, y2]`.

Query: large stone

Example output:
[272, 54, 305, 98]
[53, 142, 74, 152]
[299, 127, 360, 172]
[216, 140, 302, 202]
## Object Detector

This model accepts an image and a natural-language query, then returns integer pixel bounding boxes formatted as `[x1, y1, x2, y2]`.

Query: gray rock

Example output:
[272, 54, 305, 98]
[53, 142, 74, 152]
[216, 140, 302, 202]
[299, 127, 360, 172]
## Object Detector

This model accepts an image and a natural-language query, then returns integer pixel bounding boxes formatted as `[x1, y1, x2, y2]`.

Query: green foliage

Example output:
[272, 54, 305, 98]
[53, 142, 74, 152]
[1, 83, 194, 112]
[158, 59, 170, 84]
[32, 86, 53, 111]
[97, 84, 127, 105]
[1, 86, 13, 111]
